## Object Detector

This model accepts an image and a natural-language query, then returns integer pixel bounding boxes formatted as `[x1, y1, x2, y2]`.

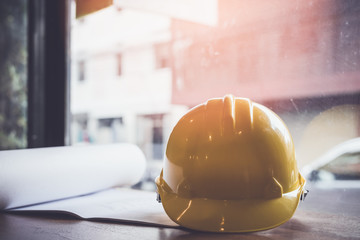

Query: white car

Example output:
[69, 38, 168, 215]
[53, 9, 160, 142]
[301, 138, 360, 188]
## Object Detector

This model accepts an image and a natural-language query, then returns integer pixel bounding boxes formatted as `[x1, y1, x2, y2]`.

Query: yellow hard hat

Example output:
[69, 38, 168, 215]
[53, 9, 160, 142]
[155, 95, 306, 232]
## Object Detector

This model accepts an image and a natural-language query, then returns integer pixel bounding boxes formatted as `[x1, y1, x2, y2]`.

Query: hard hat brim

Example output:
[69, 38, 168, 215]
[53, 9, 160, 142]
[156, 176, 305, 233]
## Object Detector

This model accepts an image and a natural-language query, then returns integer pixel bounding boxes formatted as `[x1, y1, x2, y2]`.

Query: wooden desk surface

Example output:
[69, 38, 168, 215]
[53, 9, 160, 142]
[1, 186, 360, 240]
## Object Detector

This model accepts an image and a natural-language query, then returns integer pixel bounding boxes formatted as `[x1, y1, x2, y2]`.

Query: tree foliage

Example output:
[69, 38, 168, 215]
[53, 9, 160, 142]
[0, 0, 27, 150]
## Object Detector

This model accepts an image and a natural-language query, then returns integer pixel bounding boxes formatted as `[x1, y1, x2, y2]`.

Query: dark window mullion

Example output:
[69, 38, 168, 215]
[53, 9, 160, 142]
[27, 0, 70, 148]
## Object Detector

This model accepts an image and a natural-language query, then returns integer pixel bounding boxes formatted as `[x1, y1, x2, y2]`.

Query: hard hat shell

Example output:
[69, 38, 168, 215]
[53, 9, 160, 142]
[156, 95, 305, 232]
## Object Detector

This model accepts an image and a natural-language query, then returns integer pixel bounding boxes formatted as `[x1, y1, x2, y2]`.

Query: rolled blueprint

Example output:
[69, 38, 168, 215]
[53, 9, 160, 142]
[0, 143, 146, 209]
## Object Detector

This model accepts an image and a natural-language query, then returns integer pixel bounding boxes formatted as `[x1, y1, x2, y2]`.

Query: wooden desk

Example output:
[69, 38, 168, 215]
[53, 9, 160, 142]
[1, 186, 360, 240]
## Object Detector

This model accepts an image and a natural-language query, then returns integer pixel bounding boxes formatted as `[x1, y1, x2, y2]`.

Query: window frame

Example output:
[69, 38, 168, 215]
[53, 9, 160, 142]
[27, 0, 71, 148]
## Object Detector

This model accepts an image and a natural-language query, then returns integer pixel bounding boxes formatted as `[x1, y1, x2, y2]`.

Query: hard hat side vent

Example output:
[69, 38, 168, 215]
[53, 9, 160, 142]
[264, 177, 283, 199]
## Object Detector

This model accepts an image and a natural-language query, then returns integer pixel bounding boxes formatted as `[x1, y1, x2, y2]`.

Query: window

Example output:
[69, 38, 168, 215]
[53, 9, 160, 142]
[0, 1, 69, 149]
[0, 0, 27, 150]
[70, 1, 360, 189]
[151, 115, 164, 160]
[116, 53, 122, 76]
[97, 117, 125, 143]
[78, 60, 86, 81]
[155, 43, 171, 69]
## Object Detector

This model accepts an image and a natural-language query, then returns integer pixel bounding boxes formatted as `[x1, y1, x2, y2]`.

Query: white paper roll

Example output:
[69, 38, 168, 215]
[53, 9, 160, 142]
[0, 143, 146, 209]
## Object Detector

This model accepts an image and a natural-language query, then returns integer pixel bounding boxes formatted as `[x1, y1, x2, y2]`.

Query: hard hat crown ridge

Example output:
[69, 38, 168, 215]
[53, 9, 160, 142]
[221, 94, 237, 133]
[156, 95, 305, 233]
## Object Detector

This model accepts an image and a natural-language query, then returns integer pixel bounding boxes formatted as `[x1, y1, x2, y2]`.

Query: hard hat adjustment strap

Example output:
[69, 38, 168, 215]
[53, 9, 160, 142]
[156, 191, 162, 203]
[300, 189, 309, 201]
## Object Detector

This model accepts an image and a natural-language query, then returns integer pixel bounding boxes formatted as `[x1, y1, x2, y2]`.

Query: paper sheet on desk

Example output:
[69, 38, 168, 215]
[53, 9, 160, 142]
[0, 144, 177, 227]
[0, 144, 146, 209]
[11, 188, 178, 227]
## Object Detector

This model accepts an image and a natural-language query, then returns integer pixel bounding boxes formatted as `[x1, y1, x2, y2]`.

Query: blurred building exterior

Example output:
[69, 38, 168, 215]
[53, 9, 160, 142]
[71, 6, 188, 169]
[171, 0, 360, 105]
[71, 1, 360, 170]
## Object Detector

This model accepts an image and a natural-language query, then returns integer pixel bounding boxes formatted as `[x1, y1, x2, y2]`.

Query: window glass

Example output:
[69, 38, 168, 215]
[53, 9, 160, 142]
[0, 0, 27, 150]
[71, 0, 360, 188]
